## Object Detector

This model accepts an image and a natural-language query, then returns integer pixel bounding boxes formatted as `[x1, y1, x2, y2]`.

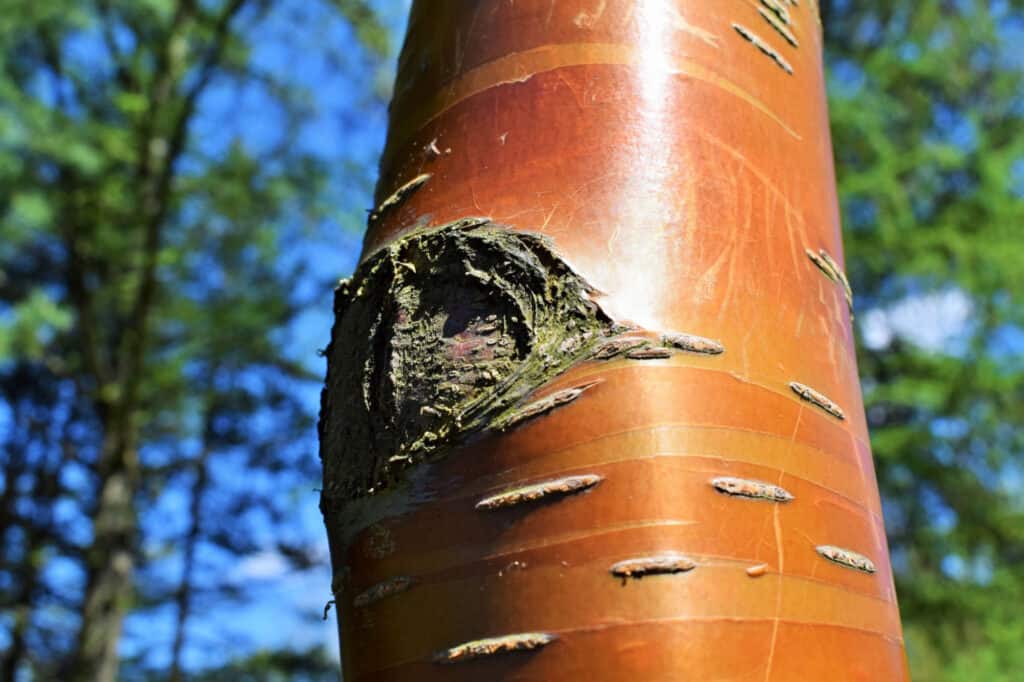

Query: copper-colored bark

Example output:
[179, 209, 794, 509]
[325, 0, 909, 679]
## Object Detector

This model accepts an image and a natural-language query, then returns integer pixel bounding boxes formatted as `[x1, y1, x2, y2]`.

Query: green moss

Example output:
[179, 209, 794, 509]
[318, 219, 642, 507]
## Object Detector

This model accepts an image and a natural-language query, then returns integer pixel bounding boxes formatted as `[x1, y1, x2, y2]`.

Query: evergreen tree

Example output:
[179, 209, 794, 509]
[0, 1, 390, 679]
[824, 1, 1024, 678]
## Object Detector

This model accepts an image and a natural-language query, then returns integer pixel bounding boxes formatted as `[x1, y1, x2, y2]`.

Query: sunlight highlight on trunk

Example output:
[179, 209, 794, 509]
[319, 1, 910, 679]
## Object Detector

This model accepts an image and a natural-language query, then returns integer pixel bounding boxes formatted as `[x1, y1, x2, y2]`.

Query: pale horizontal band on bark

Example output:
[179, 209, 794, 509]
[351, 519, 697, 587]
[360, 620, 903, 679]
[385, 41, 802, 158]
[348, 565, 903, 674]
[528, 364, 865, 444]
[352, 518, 891, 605]
[451, 425, 878, 520]
[349, 430, 887, 581]
[350, 477, 891, 591]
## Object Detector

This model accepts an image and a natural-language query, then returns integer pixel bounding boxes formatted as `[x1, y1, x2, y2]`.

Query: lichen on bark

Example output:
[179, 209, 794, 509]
[318, 218, 640, 510]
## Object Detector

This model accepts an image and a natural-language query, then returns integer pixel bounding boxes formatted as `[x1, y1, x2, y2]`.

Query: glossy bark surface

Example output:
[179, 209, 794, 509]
[323, 1, 909, 679]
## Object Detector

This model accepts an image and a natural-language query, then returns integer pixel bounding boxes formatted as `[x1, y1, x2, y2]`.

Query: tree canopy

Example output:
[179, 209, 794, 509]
[0, 0, 394, 678]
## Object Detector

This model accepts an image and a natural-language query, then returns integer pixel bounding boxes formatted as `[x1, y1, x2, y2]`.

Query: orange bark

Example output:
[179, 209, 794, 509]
[322, 1, 909, 679]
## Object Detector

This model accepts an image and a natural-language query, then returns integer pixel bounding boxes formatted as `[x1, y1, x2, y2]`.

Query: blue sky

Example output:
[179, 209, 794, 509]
[193, 0, 411, 668]
[113, 0, 412, 672]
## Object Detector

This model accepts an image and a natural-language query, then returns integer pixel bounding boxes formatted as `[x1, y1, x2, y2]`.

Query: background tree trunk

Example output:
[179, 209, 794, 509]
[320, 1, 910, 679]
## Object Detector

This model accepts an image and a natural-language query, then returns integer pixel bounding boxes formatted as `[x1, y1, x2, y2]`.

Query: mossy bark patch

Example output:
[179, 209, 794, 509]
[318, 219, 634, 508]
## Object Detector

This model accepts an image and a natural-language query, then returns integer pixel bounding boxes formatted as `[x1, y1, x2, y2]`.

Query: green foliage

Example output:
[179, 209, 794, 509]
[824, 0, 1024, 677]
[2, 0, 1018, 678]
[0, 0, 390, 678]
[185, 647, 339, 682]
[0, 289, 73, 361]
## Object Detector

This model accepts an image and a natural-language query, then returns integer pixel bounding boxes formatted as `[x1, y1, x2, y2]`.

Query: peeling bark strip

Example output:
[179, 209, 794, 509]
[495, 381, 601, 431]
[817, 251, 845, 285]
[733, 24, 794, 75]
[711, 476, 794, 502]
[434, 632, 557, 664]
[475, 474, 603, 510]
[610, 553, 697, 579]
[759, 7, 799, 47]
[805, 247, 839, 282]
[806, 248, 854, 312]
[352, 576, 416, 608]
[319, 220, 633, 504]
[368, 173, 430, 223]
[661, 331, 725, 355]
[789, 381, 845, 420]
[625, 346, 673, 360]
[818, 250, 855, 308]
[747, 563, 769, 577]
[590, 336, 650, 359]
[760, 0, 792, 24]
[816, 545, 877, 574]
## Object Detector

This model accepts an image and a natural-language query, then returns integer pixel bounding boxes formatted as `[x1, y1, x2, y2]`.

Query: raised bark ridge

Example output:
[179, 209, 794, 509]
[319, 218, 667, 506]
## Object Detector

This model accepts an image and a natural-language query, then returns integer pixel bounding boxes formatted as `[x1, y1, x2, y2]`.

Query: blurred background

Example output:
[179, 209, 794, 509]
[0, 0, 1021, 680]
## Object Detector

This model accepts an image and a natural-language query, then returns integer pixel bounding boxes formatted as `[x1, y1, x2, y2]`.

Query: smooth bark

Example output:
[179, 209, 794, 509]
[320, 1, 909, 679]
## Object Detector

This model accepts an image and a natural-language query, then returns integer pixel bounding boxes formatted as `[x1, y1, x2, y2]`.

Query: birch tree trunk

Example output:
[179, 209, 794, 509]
[319, 1, 910, 679]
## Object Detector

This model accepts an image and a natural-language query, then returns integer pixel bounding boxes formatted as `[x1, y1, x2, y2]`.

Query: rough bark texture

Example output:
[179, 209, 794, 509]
[321, 219, 673, 503]
[320, 1, 909, 679]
